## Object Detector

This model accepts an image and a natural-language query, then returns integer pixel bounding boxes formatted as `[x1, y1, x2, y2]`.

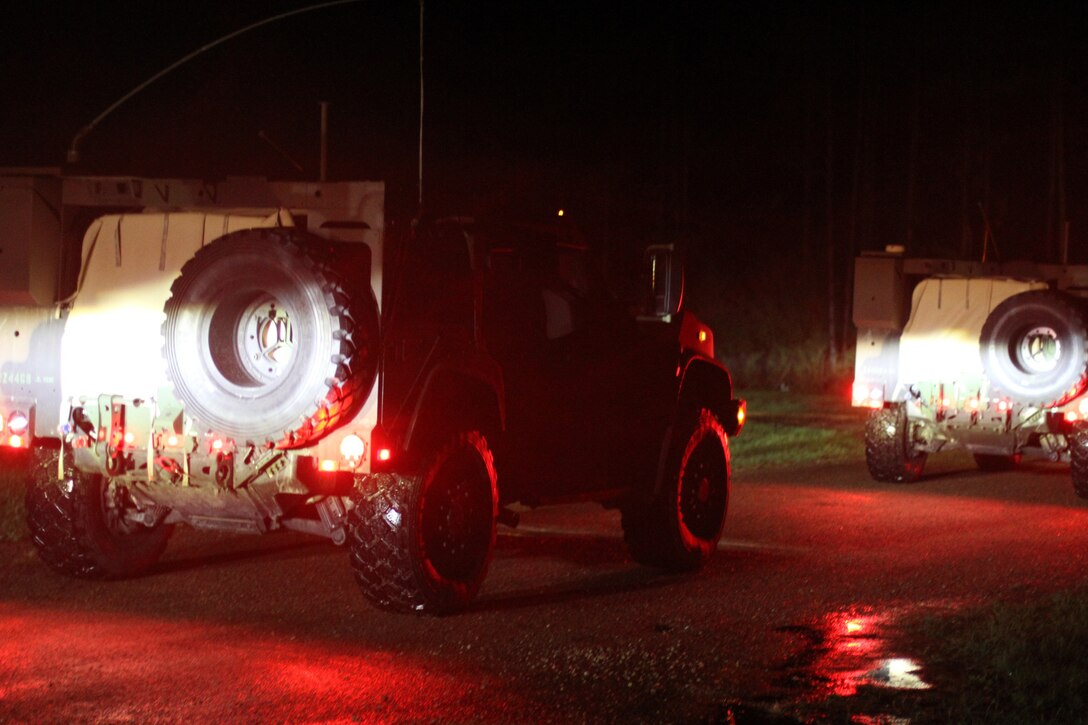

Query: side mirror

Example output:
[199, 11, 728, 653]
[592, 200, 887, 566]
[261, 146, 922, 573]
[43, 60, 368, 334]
[640, 244, 684, 321]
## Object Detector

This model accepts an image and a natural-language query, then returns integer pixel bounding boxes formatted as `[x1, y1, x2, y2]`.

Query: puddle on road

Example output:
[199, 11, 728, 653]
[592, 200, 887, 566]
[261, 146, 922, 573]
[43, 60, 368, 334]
[797, 610, 930, 697]
[762, 607, 931, 723]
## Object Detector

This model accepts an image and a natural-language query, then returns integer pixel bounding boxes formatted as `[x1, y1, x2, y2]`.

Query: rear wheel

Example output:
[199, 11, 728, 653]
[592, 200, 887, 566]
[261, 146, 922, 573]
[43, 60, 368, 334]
[1070, 423, 1088, 499]
[348, 431, 498, 614]
[25, 448, 172, 578]
[622, 408, 730, 572]
[865, 405, 927, 483]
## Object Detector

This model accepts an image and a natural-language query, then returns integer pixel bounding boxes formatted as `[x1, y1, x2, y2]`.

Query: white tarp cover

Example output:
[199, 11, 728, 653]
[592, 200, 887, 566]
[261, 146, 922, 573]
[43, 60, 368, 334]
[897, 276, 1047, 390]
[60, 211, 290, 404]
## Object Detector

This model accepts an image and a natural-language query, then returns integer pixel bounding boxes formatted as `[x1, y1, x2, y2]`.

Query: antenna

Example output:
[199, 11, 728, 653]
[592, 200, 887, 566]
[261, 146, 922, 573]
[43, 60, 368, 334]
[978, 202, 1000, 263]
[418, 0, 425, 216]
[66, 0, 362, 164]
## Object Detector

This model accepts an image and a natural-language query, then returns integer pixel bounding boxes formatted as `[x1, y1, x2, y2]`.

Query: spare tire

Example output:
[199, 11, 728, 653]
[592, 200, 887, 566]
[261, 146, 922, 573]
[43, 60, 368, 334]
[978, 290, 1088, 408]
[162, 228, 378, 448]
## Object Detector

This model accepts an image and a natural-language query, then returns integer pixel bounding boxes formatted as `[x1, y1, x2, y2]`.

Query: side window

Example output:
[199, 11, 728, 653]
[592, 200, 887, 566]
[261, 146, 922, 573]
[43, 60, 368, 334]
[419, 225, 471, 277]
[556, 244, 591, 296]
[397, 224, 473, 330]
[487, 244, 519, 277]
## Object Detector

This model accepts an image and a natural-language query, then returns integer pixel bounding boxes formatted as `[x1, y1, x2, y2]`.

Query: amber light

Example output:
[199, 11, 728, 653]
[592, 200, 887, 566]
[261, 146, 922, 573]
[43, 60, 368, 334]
[7, 435, 25, 448]
[319, 459, 338, 472]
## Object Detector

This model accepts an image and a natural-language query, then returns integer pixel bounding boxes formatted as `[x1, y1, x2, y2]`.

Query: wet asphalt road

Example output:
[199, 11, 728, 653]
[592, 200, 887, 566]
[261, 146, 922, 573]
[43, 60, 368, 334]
[3, 453, 1088, 723]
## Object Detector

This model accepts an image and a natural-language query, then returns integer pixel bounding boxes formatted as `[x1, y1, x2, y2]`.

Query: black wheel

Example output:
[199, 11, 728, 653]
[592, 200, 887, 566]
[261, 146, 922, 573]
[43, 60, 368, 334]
[865, 405, 927, 483]
[1070, 423, 1088, 499]
[162, 228, 378, 448]
[622, 408, 730, 572]
[25, 447, 172, 579]
[979, 290, 1088, 408]
[348, 431, 498, 614]
[973, 453, 1021, 472]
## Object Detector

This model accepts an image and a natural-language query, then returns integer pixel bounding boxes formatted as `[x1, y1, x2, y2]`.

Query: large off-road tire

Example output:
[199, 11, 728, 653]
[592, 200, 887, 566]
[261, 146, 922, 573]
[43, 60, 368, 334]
[162, 228, 378, 448]
[1070, 423, 1088, 499]
[622, 408, 730, 572]
[865, 405, 927, 483]
[979, 290, 1088, 408]
[25, 448, 172, 579]
[348, 432, 498, 614]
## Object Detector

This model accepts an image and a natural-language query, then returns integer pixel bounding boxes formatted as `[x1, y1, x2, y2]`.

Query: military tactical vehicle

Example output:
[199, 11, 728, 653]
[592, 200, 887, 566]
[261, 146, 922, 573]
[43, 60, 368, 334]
[852, 248, 1088, 498]
[1, 169, 744, 613]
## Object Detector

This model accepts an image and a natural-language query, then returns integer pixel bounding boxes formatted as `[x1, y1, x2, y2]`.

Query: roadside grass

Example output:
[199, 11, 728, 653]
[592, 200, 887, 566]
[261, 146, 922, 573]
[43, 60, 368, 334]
[0, 453, 27, 541]
[908, 588, 1088, 724]
[730, 388, 866, 471]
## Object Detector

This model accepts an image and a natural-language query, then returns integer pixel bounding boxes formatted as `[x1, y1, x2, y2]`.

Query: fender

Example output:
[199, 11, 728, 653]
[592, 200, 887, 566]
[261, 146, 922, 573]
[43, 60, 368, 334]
[648, 352, 745, 500]
[677, 354, 740, 434]
[401, 351, 505, 458]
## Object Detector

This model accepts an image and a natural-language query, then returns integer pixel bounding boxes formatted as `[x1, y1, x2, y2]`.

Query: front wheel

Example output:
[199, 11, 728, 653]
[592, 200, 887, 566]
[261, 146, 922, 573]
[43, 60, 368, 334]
[348, 431, 498, 614]
[622, 408, 730, 572]
[25, 448, 172, 579]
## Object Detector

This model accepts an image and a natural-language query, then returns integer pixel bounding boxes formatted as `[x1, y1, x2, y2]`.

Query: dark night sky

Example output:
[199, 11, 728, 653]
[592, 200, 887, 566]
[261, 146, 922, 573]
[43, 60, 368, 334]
[2, 1, 1087, 264]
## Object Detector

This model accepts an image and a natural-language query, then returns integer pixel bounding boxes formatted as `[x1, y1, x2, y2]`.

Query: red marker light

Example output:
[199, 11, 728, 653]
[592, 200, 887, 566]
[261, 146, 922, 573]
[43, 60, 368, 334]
[377, 448, 392, 462]
[1065, 411, 1079, 423]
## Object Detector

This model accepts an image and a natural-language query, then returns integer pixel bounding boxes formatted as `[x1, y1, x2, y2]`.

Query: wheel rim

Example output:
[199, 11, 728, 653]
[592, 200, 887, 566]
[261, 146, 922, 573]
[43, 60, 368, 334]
[1015, 325, 1061, 374]
[420, 448, 493, 583]
[240, 297, 296, 382]
[207, 290, 300, 392]
[678, 434, 727, 542]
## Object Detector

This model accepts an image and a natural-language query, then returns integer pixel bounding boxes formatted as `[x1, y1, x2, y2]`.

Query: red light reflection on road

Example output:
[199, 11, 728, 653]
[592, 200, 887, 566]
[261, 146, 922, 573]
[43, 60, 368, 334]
[797, 608, 929, 701]
[0, 603, 521, 722]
